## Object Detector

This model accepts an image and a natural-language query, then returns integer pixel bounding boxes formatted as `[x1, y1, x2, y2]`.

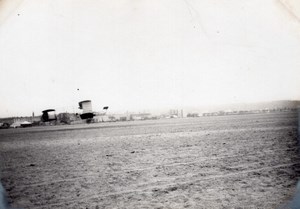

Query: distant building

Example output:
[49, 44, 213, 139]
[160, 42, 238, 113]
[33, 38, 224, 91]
[94, 115, 110, 122]
[130, 113, 151, 120]
[187, 113, 199, 117]
[112, 114, 131, 121]
[168, 109, 184, 118]
[169, 109, 178, 117]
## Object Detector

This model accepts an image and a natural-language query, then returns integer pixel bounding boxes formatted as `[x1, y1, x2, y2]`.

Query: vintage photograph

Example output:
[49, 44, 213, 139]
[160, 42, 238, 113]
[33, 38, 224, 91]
[0, 0, 300, 208]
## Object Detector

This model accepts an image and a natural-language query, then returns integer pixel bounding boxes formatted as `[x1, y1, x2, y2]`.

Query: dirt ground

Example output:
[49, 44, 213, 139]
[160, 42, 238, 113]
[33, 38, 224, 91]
[0, 112, 299, 209]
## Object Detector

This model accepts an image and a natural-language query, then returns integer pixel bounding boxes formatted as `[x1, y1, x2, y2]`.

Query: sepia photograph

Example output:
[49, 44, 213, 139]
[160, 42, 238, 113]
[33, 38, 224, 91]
[0, 0, 300, 208]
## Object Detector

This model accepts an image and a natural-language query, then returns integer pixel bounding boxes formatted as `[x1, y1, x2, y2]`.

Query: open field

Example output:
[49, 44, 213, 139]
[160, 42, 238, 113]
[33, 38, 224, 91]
[0, 112, 300, 209]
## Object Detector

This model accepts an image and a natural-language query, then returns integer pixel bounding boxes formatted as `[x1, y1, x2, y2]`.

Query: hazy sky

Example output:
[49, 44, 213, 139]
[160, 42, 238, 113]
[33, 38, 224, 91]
[0, 0, 300, 117]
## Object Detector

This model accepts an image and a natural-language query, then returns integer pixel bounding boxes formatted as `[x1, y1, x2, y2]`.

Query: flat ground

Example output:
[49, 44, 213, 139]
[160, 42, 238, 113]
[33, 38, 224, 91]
[0, 112, 300, 209]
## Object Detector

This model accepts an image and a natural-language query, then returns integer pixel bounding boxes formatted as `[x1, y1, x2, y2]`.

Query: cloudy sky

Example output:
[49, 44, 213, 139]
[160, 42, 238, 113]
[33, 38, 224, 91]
[0, 0, 300, 117]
